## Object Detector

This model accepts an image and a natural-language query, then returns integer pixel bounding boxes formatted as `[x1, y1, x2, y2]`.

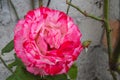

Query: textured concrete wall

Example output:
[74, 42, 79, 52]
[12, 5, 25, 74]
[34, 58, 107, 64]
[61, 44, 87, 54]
[0, 0, 119, 80]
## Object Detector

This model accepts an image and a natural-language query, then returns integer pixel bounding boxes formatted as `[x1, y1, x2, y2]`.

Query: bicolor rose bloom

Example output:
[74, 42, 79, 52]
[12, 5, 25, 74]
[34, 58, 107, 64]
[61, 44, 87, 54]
[14, 7, 83, 76]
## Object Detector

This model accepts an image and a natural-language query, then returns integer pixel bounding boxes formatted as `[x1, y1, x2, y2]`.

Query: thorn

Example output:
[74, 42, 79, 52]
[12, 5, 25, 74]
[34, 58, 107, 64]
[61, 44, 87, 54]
[85, 48, 88, 53]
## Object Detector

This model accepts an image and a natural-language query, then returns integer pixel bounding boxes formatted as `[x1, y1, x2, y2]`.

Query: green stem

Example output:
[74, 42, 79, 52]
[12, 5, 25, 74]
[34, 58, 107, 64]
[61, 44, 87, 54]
[9, 0, 19, 20]
[31, 0, 34, 9]
[0, 55, 21, 80]
[104, 0, 117, 80]
[66, 0, 103, 21]
[32, 0, 36, 9]
[66, 0, 72, 14]
[0, 55, 14, 74]
[39, 0, 43, 7]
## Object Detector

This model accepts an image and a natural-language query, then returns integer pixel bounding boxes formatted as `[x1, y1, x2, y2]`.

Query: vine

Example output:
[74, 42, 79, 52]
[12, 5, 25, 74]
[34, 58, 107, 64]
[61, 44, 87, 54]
[66, 0, 117, 80]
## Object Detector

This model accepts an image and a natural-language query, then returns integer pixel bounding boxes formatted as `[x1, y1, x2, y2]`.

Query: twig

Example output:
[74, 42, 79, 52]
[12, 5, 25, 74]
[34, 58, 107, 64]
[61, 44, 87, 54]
[47, 0, 51, 7]
[0, 54, 14, 74]
[39, 0, 43, 7]
[31, 0, 34, 9]
[9, 0, 19, 20]
[66, 0, 103, 21]
[66, 0, 72, 14]
[32, 0, 42, 8]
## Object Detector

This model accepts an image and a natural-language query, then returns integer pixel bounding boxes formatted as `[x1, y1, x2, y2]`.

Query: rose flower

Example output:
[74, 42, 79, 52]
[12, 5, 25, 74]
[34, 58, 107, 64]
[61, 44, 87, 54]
[14, 7, 83, 76]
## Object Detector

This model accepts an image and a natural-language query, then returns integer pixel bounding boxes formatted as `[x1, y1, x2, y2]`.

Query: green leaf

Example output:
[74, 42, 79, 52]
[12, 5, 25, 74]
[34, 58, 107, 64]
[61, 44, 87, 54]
[6, 73, 21, 80]
[68, 64, 78, 80]
[8, 54, 24, 68]
[15, 66, 36, 80]
[45, 74, 68, 80]
[1, 40, 14, 55]
[8, 61, 18, 68]
[14, 54, 25, 67]
[82, 40, 91, 48]
[7, 65, 40, 80]
[7, 54, 41, 80]
[6, 74, 17, 80]
[7, 55, 69, 80]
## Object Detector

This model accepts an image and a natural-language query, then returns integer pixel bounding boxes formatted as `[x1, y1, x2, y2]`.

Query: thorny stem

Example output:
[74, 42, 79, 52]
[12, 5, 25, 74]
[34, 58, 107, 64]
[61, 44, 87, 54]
[66, 0, 117, 79]
[66, 0, 104, 22]
[0, 55, 14, 74]
[66, 0, 72, 14]
[104, 0, 117, 80]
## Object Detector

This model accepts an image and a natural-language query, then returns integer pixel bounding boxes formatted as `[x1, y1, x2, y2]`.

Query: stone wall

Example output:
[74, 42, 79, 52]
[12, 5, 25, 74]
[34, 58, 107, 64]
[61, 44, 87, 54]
[0, 0, 119, 80]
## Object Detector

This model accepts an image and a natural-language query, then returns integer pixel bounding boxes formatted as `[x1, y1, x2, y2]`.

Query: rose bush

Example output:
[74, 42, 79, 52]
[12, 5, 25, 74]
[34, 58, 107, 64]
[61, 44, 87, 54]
[14, 7, 83, 76]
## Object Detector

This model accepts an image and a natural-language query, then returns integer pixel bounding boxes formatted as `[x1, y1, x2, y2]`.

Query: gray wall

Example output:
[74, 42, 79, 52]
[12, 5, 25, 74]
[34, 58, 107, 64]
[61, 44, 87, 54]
[0, 0, 119, 80]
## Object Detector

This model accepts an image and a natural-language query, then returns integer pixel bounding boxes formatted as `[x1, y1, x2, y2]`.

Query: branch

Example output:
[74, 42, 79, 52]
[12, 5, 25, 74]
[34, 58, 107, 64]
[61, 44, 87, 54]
[0, 55, 14, 74]
[66, 0, 72, 14]
[66, 0, 104, 21]
[46, 0, 51, 7]
[32, 0, 42, 8]
[9, 0, 19, 20]
[39, 0, 43, 7]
